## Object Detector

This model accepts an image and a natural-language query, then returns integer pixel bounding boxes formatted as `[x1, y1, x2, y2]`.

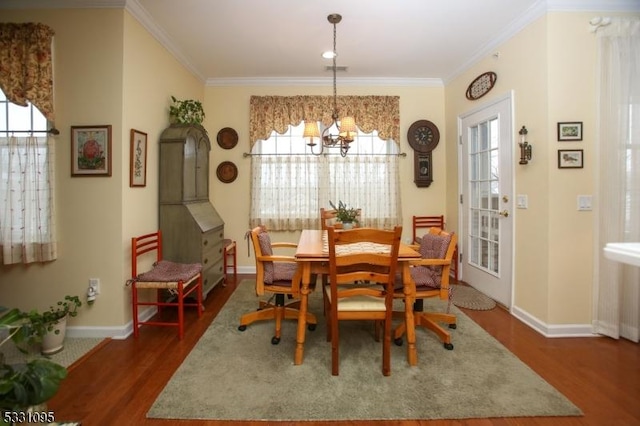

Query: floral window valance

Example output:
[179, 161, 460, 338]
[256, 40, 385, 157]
[0, 23, 55, 120]
[249, 95, 400, 150]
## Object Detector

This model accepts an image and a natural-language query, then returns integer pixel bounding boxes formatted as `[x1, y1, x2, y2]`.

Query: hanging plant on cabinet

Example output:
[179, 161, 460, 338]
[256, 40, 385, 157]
[169, 96, 205, 125]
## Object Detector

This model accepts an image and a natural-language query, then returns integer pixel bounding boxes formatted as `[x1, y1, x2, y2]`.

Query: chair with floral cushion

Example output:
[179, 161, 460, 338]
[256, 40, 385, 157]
[393, 227, 458, 350]
[129, 230, 203, 340]
[238, 226, 317, 345]
[412, 215, 459, 281]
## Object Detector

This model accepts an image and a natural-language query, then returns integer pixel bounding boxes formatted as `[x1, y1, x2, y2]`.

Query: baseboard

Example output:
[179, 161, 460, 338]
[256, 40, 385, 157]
[66, 306, 157, 340]
[511, 305, 598, 338]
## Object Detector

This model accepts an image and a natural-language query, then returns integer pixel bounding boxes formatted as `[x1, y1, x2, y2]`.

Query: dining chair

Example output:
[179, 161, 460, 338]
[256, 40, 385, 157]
[324, 226, 402, 376]
[129, 230, 203, 340]
[238, 226, 317, 344]
[393, 227, 458, 350]
[412, 215, 459, 281]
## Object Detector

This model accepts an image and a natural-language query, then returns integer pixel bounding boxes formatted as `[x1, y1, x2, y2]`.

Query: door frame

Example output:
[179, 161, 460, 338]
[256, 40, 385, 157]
[457, 91, 516, 309]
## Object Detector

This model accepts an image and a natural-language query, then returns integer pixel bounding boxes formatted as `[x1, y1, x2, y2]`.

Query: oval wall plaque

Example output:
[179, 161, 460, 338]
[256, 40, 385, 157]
[465, 71, 497, 101]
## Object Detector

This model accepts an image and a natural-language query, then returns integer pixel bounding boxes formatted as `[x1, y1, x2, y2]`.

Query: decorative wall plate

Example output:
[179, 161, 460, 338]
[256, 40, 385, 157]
[465, 71, 497, 100]
[216, 127, 238, 149]
[216, 161, 238, 183]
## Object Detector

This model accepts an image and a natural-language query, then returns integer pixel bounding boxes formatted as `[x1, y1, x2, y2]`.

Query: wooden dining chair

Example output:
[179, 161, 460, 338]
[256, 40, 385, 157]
[412, 215, 459, 281]
[238, 226, 317, 344]
[324, 226, 402, 376]
[393, 227, 458, 350]
[129, 230, 203, 340]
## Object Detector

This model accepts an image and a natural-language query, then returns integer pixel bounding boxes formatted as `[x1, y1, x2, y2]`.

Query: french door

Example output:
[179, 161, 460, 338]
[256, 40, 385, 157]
[459, 94, 514, 307]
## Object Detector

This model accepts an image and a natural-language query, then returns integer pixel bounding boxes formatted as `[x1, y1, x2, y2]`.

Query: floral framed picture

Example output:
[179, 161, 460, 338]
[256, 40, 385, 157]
[71, 125, 112, 177]
[557, 122, 583, 141]
[558, 149, 584, 169]
[129, 129, 148, 187]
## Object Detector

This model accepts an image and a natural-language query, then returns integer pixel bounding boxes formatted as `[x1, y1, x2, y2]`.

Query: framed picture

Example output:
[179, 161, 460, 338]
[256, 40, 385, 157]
[557, 122, 583, 141]
[129, 129, 148, 187]
[558, 149, 584, 169]
[71, 125, 112, 177]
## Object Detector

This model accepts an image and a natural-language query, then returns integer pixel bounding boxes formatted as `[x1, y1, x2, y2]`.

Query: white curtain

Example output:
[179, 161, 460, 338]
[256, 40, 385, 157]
[593, 18, 640, 342]
[250, 154, 402, 231]
[0, 135, 57, 264]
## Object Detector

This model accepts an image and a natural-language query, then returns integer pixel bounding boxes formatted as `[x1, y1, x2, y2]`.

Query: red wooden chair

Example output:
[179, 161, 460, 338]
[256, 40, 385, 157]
[129, 231, 203, 340]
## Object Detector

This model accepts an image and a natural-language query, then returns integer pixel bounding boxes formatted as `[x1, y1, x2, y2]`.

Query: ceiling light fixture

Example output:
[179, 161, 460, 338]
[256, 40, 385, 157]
[304, 13, 356, 157]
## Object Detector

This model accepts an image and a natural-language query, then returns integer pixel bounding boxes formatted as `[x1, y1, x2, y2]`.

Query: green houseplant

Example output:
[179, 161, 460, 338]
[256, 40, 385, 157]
[329, 200, 359, 226]
[0, 308, 67, 418]
[169, 96, 205, 125]
[9, 296, 81, 355]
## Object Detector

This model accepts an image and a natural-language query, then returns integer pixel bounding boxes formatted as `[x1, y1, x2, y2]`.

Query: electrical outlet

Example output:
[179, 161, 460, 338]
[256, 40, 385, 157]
[89, 278, 100, 294]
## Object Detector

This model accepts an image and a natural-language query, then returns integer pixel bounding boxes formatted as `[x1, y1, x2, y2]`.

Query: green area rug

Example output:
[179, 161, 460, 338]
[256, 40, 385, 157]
[147, 280, 582, 421]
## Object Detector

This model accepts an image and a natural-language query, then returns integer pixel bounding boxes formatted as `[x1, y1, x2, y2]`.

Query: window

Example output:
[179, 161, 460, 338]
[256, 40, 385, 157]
[0, 89, 57, 264]
[249, 122, 402, 231]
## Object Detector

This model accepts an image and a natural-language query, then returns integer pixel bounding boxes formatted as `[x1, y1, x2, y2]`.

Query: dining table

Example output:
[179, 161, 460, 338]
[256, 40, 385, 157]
[293, 229, 422, 366]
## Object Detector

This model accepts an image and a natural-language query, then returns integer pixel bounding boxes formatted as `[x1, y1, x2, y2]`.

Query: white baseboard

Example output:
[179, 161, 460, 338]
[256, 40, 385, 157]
[511, 305, 598, 338]
[66, 306, 157, 340]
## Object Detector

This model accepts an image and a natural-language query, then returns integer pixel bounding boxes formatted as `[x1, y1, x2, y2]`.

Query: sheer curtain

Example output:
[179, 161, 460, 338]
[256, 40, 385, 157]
[249, 153, 402, 231]
[593, 18, 640, 342]
[0, 135, 57, 264]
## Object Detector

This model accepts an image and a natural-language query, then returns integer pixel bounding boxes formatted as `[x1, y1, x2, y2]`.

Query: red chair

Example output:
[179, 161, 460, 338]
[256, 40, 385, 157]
[129, 231, 203, 340]
[412, 215, 459, 281]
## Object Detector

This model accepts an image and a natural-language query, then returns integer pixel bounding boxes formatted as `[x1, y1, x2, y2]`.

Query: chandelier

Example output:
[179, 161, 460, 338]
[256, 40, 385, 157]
[303, 13, 356, 157]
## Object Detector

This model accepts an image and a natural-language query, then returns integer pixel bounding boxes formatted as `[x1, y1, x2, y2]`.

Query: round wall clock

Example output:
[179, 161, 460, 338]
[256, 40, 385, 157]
[216, 127, 238, 149]
[465, 71, 497, 100]
[216, 161, 238, 183]
[407, 120, 440, 153]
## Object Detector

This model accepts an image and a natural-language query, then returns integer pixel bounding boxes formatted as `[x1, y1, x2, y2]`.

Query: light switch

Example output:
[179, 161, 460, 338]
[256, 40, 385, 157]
[577, 195, 592, 211]
[516, 194, 528, 209]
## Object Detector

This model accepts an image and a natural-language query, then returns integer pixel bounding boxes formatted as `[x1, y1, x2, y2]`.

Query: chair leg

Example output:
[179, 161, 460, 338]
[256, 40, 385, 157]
[177, 281, 185, 340]
[331, 317, 339, 375]
[132, 284, 140, 338]
[382, 313, 392, 376]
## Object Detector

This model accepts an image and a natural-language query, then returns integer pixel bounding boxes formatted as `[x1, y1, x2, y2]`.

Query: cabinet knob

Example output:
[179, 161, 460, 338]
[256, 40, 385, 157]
[204, 258, 209, 264]
[203, 239, 208, 246]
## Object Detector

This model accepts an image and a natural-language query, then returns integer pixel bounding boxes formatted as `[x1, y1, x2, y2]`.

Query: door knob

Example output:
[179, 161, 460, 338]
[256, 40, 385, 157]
[499, 210, 509, 217]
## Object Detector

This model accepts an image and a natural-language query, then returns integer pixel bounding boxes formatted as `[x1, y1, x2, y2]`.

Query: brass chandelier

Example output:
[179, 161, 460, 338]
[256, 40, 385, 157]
[304, 13, 356, 157]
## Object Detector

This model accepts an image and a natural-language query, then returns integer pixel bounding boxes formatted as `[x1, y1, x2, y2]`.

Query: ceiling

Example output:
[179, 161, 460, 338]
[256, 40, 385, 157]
[3, 0, 637, 85]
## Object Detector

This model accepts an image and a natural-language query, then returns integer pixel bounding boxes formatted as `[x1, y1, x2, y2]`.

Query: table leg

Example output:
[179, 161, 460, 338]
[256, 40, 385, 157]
[294, 261, 311, 365]
[402, 262, 418, 366]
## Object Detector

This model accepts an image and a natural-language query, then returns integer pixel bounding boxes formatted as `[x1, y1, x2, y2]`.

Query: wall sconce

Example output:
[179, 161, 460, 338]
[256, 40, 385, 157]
[518, 125, 532, 165]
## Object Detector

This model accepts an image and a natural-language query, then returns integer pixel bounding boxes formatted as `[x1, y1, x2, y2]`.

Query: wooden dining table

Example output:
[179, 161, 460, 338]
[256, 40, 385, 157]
[293, 229, 422, 366]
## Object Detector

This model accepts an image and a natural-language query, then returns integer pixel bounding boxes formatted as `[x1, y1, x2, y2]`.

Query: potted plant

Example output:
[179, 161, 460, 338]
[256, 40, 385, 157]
[329, 200, 360, 229]
[169, 96, 206, 125]
[0, 308, 67, 418]
[10, 296, 82, 355]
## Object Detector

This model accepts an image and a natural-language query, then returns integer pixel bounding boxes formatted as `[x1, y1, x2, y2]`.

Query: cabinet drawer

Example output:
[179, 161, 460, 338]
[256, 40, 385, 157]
[201, 227, 224, 251]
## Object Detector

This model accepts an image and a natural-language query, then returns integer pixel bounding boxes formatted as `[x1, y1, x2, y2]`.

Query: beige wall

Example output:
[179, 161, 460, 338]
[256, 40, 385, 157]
[205, 84, 446, 262]
[0, 9, 203, 335]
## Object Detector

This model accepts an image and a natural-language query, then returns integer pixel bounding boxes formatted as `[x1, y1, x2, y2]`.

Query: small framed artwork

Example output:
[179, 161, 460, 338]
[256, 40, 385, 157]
[558, 149, 584, 169]
[130, 129, 148, 187]
[557, 122, 583, 141]
[71, 125, 112, 177]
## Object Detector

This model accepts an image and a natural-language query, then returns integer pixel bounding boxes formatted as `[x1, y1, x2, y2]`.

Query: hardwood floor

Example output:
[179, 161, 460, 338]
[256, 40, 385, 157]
[50, 274, 640, 425]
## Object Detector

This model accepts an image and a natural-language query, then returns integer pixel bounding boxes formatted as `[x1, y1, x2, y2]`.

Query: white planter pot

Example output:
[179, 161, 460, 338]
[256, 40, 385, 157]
[41, 315, 67, 355]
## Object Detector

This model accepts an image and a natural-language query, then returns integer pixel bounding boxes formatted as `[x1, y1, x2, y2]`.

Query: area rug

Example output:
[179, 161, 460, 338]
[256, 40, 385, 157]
[451, 284, 497, 310]
[147, 280, 582, 421]
[2, 337, 105, 368]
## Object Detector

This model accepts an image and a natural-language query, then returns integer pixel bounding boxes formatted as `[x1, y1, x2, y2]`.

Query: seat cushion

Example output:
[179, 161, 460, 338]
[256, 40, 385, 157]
[136, 260, 202, 282]
[418, 232, 451, 260]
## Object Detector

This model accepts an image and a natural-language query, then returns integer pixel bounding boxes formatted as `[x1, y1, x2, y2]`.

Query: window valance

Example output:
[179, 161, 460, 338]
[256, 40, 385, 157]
[0, 23, 55, 120]
[249, 95, 400, 150]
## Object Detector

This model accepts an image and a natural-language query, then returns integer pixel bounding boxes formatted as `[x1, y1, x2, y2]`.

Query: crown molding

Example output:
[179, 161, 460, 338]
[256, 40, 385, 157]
[206, 77, 444, 88]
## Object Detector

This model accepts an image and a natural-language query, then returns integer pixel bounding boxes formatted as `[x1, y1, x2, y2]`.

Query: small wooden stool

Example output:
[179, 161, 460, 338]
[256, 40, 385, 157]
[223, 239, 237, 284]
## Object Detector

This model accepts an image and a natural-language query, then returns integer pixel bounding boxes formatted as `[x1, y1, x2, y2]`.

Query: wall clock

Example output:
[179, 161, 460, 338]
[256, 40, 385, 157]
[465, 71, 497, 100]
[407, 120, 440, 153]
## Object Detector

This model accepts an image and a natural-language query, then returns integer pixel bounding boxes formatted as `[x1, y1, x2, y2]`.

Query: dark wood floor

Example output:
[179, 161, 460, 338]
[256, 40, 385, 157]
[50, 274, 640, 425]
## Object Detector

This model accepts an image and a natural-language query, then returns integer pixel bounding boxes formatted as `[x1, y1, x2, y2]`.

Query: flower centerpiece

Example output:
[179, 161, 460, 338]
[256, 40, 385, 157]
[329, 200, 359, 227]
